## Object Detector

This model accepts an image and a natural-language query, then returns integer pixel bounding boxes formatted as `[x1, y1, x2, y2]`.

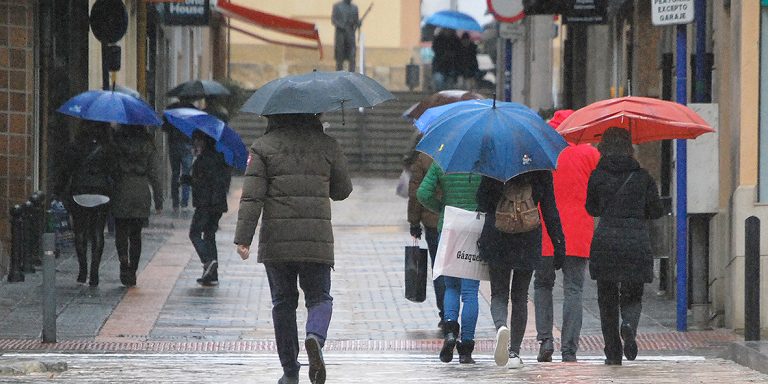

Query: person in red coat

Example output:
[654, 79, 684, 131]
[533, 110, 600, 363]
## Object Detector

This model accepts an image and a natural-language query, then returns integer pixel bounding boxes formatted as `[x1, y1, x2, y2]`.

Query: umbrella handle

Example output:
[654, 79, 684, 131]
[341, 99, 346, 125]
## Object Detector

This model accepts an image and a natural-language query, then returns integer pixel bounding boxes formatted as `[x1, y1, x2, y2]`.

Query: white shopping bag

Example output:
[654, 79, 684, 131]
[433, 206, 490, 281]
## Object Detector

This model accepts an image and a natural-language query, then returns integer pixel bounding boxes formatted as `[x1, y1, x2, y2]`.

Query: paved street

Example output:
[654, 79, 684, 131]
[0, 177, 765, 383]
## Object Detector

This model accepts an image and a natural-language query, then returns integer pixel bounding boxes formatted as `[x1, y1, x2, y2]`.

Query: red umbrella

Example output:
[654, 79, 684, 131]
[556, 96, 715, 144]
[403, 89, 484, 121]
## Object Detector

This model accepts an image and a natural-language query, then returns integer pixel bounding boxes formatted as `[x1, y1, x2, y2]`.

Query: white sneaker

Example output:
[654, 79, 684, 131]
[494, 326, 510, 366]
[507, 352, 524, 369]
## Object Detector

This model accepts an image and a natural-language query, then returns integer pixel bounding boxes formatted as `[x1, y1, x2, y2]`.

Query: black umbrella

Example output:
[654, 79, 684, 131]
[166, 80, 230, 98]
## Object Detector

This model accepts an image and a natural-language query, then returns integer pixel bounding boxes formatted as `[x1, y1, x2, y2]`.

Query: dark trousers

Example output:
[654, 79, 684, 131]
[489, 265, 533, 354]
[265, 262, 333, 377]
[596, 280, 644, 361]
[115, 218, 144, 272]
[424, 226, 444, 320]
[70, 204, 109, 277]
[189, 209, 222, 265]
[334, 29, 356, 71]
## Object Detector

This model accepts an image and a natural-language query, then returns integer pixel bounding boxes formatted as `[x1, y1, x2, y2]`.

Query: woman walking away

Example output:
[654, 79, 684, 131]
[586, 127, 664, 365]
[417, 164, 481, 364]
[55, 121, 114, 286]
[111, 125, 163, 287]
[188, 130, 231, 286]
[476, 171, 565, 369]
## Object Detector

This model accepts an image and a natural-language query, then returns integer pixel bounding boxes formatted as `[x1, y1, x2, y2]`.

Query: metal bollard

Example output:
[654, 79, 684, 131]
[745, 216, 761, 341]
[21, 200, 35, 273]
[41, 232, 56, 343]
[6, 204, 24, 282]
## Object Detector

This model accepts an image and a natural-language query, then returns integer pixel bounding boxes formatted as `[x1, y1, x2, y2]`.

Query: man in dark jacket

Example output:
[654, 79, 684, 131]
[234, 113, 352, 384]
[431, 28, 460, 91]
[162, 96, 198, 212]
[187, 131, 231, 286]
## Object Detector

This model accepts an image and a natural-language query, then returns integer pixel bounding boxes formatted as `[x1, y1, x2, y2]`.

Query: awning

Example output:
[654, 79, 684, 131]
[214, 0, 322, 56]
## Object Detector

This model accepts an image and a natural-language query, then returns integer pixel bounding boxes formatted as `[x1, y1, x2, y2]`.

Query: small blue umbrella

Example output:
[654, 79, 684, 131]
[416, 99, 568, 181]
[57, 90, 162, 126]
[425, 10, 483, 32]
[163, 108, 248, 171]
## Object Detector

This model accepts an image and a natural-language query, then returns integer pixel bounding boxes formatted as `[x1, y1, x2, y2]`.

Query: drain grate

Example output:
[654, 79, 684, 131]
[0, 330, 738, 353]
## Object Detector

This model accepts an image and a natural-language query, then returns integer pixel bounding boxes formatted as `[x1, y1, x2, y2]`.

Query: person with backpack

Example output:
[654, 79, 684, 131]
[476, 171, 565, 369]
[533, 110, 600, 363]
[586, 127, 664, 365]
[55, 121, 114, 286]
[417, 164, 481, 364]
[185, 130, 231, 286]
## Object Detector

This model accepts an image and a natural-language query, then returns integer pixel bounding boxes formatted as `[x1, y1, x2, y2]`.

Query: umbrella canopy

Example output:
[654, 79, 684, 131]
[166, 80, 231, 99]
[416, 99, 568, 181]
[425, 10, 483, 32]
[57, 90, 162, 126]
[404, 89, 484, 122]
[163, 108, 248, 171]
[556, 96, 715, 144]
[241, 70, 395, 116]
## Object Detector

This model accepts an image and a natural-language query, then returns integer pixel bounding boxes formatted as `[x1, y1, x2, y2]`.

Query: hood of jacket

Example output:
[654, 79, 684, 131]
[597, 155, 640, 173]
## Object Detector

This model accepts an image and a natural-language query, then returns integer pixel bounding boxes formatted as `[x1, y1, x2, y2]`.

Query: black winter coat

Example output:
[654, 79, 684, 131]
[476, 171, 565, 271]
[585, 155, 664, 283]
[191, 147, 230, 212]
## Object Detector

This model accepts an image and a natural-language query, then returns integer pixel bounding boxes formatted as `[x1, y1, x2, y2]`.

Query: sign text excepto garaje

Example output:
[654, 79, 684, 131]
[651, 0, 694, 26]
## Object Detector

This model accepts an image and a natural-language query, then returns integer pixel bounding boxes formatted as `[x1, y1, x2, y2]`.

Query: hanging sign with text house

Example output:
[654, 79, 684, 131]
[158, 0, 210, 26]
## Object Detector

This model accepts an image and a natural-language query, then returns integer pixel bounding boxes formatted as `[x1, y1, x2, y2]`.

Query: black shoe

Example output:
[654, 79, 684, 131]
[197, 261, 219, 286]
[119, 264, 135, 287]
[439, 321, 459, 363]
[305, 334, 326, 384]
[620, 322, 638, 361]
[562, 353, 577, 362]
[604, 358, 622, 365]
[277, 374, 299, 384]
[457, 340, 476, 364]
[89, 274, 99, 287]
[537, 338, 554, 362]
[77, 268, 87, 284]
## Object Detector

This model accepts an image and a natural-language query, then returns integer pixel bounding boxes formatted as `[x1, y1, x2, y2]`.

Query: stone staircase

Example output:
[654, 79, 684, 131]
[229, 91, 427, 176]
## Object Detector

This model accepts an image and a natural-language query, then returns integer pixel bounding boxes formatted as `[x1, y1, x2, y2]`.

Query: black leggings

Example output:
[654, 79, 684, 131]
[115, 218, 144, 272]
[70, 205, 109, 272]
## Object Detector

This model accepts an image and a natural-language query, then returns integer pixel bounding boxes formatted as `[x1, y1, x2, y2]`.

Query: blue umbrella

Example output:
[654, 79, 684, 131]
[241, 70, 394, 116]
[425, 10, 483, 32]
[57, 90, 162, 126]
[416, 99, 568, 181]
[163, 108, 248, 171]
[414, 98, 506, 133]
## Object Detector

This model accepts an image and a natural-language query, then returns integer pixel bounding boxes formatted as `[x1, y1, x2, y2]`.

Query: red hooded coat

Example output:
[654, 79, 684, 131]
[541, 110, 600, 257]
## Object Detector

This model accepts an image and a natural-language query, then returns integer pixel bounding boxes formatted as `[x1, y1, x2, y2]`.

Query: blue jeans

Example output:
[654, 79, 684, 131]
[169, 143, 192, 208]
[189, 209, 222, 265]
[432, 71, 456, 91]
[443, 276, 479, 341]
[264, 262, 333, 377]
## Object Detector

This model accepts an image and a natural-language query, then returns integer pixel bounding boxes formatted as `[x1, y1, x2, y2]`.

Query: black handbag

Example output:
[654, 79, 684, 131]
[404, 243, 428, 303]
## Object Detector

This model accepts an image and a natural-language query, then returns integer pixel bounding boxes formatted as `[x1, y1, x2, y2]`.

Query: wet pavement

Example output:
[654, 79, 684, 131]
[0, 177, 766, 382]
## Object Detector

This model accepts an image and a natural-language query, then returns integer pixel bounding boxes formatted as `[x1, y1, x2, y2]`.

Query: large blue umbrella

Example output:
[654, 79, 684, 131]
[241, 70, 394, 116]
[163, 108, 248, 171]
[57, 90, 162, 126]
[416, 99, 568, 181]
[425, 10, 483, 32]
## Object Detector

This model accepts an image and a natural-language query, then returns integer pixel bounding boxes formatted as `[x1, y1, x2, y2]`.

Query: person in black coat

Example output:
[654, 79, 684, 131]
[186, 130, 231, 286]
[585, 127, 664, 365]
[431, 28, 460, 91]
[55, 121, 114, 286]
[476, 170, 565, 368]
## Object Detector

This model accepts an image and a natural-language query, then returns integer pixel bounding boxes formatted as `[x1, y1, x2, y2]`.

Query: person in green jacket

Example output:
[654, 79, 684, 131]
[417, 164, 482, 364]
